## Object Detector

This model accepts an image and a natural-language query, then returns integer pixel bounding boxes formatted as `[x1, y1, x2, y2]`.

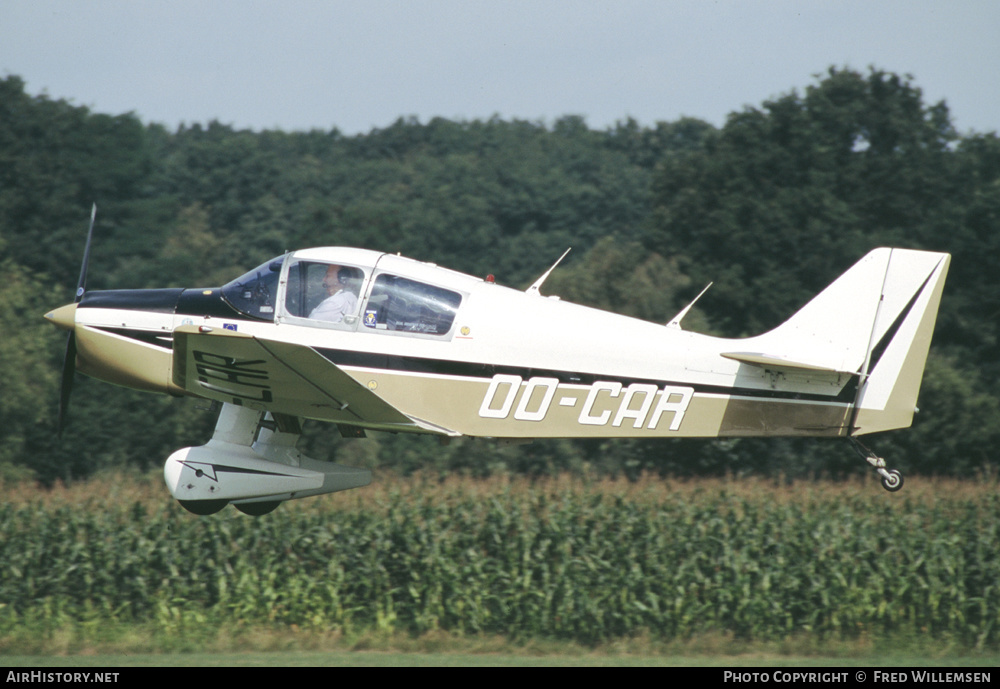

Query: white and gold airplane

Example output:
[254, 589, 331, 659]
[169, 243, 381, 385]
[45, 208, 950, 515]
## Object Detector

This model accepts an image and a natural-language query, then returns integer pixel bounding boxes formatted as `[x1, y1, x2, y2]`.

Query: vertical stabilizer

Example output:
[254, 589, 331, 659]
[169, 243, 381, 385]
[851, 250, 950, 435]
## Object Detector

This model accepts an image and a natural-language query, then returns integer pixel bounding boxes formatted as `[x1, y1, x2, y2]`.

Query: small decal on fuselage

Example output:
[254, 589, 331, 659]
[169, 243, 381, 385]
[477, 374, 693, 431]
[223, 323, 238, 331]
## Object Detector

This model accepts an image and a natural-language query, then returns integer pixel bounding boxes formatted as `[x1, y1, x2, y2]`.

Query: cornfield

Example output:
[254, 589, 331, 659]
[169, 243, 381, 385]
[1, 474, 998, 647]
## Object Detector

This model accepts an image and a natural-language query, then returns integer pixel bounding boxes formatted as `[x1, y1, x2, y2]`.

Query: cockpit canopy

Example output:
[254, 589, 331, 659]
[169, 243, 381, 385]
[219, 250, 466, 337]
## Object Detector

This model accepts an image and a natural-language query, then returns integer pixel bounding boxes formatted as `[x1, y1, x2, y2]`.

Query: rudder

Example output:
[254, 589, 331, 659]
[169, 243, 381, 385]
[850, 249, 950, 435]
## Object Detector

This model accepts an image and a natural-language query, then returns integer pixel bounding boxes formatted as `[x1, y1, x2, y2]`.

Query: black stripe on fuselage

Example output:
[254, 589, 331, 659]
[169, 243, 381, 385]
[89, 323, 859, 405]
[316, 347, 859, 404]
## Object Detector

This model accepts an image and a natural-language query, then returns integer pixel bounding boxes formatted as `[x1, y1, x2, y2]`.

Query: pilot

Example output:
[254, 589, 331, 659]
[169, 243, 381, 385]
[308, 265, 360, 322]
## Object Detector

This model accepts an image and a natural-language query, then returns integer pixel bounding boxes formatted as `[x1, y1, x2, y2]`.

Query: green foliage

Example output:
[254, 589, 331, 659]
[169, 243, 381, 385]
[648, 67, 969, 336]
[0, 76, 155, 287]
[544, 237, 706, 327]
[1, 478, 997, 647]
[145, 114, 662, 289]
[0, 262, 62, 481]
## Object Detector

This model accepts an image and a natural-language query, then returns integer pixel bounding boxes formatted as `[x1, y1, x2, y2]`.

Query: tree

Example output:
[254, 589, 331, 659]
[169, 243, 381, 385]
[648, 67, 961, 337]
[0, 261, 62, 481]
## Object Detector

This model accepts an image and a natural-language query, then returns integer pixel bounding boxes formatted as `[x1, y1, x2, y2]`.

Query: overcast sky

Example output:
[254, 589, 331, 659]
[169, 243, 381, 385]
[2, 1, 998, 136]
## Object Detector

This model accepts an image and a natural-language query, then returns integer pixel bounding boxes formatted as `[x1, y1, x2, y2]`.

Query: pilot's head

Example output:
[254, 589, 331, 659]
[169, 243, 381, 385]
[322, 265, 342, 295]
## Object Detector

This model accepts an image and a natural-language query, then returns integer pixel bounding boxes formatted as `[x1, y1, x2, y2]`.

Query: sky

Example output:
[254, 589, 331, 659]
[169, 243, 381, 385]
[2, 0, 999, 136]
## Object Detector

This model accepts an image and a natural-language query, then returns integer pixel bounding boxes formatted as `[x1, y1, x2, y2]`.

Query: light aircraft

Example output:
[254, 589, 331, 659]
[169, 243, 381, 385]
[45, 206, 950, 515]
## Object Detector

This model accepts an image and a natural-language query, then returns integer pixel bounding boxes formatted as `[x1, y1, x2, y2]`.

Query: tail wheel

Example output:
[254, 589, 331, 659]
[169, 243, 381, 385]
[234, 501, 282, 516]
[178, 499, 229, 516]
[880, 469, 904, 492]
[850, 437, 905, 493]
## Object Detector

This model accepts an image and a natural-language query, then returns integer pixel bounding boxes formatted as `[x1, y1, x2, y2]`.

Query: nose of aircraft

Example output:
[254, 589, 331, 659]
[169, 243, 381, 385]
[44, 302, 78, 331]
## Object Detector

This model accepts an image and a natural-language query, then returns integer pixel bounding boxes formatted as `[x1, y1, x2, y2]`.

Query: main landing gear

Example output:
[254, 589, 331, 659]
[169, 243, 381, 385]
[849, 437, 904, 492]
[164, 404, 373, 517]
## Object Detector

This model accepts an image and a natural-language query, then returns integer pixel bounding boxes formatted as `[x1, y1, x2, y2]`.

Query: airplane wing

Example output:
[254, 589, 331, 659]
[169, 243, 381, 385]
[171, 325, 430, 432]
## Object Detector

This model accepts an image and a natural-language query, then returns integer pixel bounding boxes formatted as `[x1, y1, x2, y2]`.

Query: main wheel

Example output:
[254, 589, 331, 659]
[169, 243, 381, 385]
[178, 499, 229, 515]
[234, 500, 282, 516]
[880, 469, 904, 492]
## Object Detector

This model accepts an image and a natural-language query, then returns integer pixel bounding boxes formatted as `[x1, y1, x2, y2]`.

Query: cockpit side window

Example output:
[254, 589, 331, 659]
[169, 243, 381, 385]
[363, 274, 462, 336]
[220, 256, 285, 321]
[285, 260, 366, 325]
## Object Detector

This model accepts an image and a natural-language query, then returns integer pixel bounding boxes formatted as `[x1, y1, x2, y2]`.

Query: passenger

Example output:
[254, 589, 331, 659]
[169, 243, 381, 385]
[309, 266, 360, 322]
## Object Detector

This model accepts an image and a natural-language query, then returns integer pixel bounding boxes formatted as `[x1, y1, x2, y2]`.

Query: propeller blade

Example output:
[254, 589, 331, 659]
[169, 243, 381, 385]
[58, 331, 77, 436]
[58, 204, 96, 435]
[75, 203, 97, 302]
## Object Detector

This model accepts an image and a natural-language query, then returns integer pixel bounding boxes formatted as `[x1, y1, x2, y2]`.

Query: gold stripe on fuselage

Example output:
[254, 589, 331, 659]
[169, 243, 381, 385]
[336, 367, 851, 439]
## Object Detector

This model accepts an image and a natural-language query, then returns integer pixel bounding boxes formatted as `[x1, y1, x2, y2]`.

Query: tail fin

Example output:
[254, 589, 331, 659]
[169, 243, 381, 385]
[730, 248, 950, 434]
[850, 249, 950, 434]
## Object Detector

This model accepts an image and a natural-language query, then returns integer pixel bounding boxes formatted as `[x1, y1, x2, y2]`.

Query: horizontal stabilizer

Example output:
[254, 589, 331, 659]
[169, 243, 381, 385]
[720, 351, 855, 375]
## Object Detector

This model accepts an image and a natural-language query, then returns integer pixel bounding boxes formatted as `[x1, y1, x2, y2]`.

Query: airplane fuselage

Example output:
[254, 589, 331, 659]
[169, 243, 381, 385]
[50, 246, 948, 443]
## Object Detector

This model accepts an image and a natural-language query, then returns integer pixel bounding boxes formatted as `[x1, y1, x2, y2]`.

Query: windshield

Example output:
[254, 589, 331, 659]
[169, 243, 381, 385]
[221, 255, 286, 321]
